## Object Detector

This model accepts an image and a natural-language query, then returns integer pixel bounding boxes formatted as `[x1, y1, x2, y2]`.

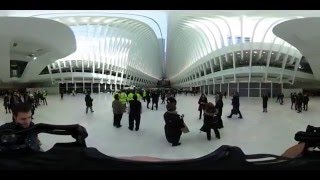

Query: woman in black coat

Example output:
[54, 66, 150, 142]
[200, 102, 220, 140]
[262, 94, 268, 112]
[163, 103, 185, 146]
[198, 94, 208, 120]
[215, 94, 224, 129]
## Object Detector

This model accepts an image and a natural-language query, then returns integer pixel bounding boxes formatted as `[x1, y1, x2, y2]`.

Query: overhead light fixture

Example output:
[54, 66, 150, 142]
[33, 57, 37, 60]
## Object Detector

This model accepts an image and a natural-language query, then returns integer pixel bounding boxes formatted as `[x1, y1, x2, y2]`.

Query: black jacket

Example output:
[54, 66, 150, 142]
[232, 95, 240, 107]
[167, 97, 177, 105]
[262, 96, 268, 108]
[200, 112, 219, 131]
[198, 97, 208, 110]
[215, 99, 223, 117]
[129, 100, 141, 115]
[3, 96, 9, 106]
[0, 122, 40, 151]
[163, 111, 184, 133]
[85, 95, 93, 107]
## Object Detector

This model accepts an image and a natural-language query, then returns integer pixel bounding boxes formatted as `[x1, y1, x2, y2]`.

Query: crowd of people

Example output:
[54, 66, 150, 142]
[0, 87, 313, 150]
[2, 90, 48, 120]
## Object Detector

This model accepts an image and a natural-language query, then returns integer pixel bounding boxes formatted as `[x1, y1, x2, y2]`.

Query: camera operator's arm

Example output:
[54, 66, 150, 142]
[281, 143, 305, 158]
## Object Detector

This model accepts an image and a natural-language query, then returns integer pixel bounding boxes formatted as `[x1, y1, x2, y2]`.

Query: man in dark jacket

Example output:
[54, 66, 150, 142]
[128, 95, 142, 131]
[262, 94, 268, 112]
[146, 91, 151, 109]
[163, 103, 185, 146]
[227, 92, 243, 119]
[0, 103, 41, 152]
[151, 91, 159, 110]
[85, 93, 94, 114]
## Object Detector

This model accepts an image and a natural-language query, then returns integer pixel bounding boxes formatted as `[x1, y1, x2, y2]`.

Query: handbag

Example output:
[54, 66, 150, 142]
[181, 122, 190, 133]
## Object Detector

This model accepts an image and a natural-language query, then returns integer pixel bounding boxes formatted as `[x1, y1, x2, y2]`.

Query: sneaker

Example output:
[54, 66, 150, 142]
[135, 128, 139, 131]
[128, 127, 133, 131]
[227, 116, 231, 118]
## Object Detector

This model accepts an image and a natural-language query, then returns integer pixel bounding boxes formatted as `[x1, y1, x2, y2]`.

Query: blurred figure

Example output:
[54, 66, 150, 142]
[128, 94, 142, 131]
[85, 93, 94, 114]
[112, 94, 123, 128]
[262, 94, 268, 113]
[303, 94, 309, 111]
[227, 91, 243, 119]
[215, 93, 224, 129]
[198, 94, 208, 120]
[200, 102, 220, 140]
[290, 93, 296, 110]
[3, 94, 10, 114]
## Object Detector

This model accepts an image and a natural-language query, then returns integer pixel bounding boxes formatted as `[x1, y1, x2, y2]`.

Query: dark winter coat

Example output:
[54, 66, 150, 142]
[85, 95, 93, 107]
[163, 111, 185, 141]
[215, 99, 223, 117]
[232, 95, 240, 107]
[198, 97, 208, 111]
[200, 112, 219, 132]
[262, 96, 268, 108]
[129, 100, 141, 115]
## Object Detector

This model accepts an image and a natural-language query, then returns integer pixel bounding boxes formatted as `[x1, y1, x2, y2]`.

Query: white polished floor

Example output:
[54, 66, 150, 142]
[1, 93, 319, 159]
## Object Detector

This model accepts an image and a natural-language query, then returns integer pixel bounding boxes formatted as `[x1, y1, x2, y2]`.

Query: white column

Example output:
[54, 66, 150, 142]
[259, 82, 262, 97]
[74, 83, 76, 91]
[271, 82, 273, 98]
[66, 83, 68, 92]
[248, 82, 250, 97]
[91, 83, 93, 93]
[98, 83, 100, 93]
[227, 83, 229, 97]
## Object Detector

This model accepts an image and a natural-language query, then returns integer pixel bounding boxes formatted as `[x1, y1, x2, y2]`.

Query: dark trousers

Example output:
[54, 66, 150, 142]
[228, 107, 243, 118]
[291, 102, 295, 109]
[129, 113, 141, 130]
[161, 98, 165, 104]
[60, 94, 63, 99]
[143, 97, 146, 102]
[147, 100, 150, 108]
[151, 101, 158, 110]
[297, 103, 302, 112]
[86, 106, 93, 113]
[199, 108, 203, 119]
[263, 108, 267, 112]
[43, 98, 47, 105]
[207, 128, 220, 140]
[217, 116, 223, 128]
[280, 98, 284, 105]
[304, 103, 308, 111]
[113, 114, 123, 127]
[4, 105, 10, 113]
[164, 126, 182, 145]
